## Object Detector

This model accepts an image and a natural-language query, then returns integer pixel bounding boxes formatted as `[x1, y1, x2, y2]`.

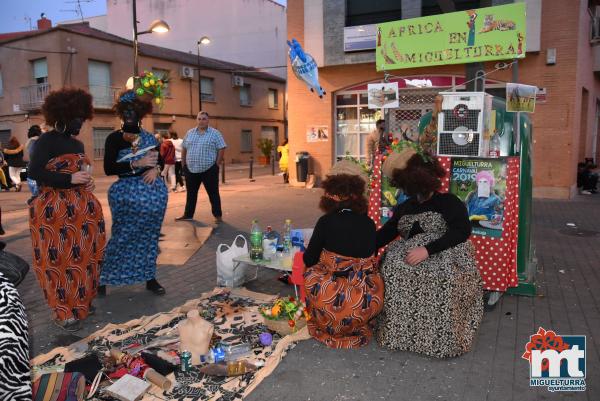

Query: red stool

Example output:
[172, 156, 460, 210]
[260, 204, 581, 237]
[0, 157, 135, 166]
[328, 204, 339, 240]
[291, 251, 306, 302]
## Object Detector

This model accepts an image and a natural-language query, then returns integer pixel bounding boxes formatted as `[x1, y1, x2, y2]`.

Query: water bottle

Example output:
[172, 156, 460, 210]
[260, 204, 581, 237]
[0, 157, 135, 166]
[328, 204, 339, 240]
[282, 219, 292, 253]
[262, 226, 280, 260]
[489, 131, 501, 158]
[199, 346, 226, 363]
[222, 343, 252, 361]
[250, 220, 263, 261]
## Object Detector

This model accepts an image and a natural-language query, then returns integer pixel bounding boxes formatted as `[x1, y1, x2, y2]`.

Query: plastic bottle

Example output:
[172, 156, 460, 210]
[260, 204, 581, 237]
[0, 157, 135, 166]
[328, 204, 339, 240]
[282, 219, 292, 253]
[199, 346, 226, 363]
[262, 226, 280, 261]
[250, 220, 263, 261]
[489, 131, 501, 158]
[222, 343, 252, 361]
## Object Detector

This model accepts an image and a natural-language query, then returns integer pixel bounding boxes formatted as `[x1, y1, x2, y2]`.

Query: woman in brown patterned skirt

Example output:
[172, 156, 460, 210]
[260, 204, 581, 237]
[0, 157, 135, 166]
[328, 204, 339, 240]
[303, 170, 384, 349]
[28, 88, 106, 332]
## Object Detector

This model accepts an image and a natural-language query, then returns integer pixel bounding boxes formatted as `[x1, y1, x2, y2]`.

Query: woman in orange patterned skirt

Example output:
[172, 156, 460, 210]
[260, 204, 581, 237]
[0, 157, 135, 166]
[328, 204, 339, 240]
[303, 171, 384, 348]
[28, 88, 106, 332]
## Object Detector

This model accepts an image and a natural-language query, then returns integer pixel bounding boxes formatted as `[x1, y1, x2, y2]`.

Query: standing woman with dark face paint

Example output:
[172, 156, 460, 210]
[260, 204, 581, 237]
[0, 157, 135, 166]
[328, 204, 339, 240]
[28, 88, 107, 332]
[100, 89, 168, 296]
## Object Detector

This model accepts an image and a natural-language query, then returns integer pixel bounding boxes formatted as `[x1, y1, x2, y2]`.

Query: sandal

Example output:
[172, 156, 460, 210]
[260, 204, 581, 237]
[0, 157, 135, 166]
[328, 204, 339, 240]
[54, 318, 82, 332]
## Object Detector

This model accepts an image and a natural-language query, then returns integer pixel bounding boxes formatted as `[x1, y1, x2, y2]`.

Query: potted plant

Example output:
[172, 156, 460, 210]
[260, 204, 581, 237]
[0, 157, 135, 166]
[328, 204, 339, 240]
[257, 138, 274, 165]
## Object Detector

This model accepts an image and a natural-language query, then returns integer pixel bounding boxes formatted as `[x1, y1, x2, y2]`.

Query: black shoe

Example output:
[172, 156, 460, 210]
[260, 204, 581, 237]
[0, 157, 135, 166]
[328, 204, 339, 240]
[175, 215, 193, 221]
[146, 279, 166, 295]
[0, 226, 4, 236]
[97, 285, 106, 297]
[277, 273, 292, 285]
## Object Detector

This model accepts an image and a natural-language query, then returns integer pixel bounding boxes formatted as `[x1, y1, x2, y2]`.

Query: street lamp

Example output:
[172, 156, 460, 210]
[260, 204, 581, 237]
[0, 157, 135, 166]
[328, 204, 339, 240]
[132, 0, 170, 76]
[197, 36, 211, 113]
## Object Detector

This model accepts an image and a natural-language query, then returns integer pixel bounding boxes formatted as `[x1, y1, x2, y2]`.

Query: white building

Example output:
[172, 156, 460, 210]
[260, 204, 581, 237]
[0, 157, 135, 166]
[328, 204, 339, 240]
[97, 0, 287, 78]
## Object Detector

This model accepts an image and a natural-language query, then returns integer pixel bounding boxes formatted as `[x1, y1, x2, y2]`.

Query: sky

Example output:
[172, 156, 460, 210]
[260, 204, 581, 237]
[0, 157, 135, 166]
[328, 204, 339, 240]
[0, 0, 287, 34]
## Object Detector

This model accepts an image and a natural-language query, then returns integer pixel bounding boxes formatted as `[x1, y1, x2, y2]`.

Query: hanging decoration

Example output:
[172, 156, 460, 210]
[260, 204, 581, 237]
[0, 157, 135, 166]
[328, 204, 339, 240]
[287, 38, 325, 98]
[124, 71, 170, 108]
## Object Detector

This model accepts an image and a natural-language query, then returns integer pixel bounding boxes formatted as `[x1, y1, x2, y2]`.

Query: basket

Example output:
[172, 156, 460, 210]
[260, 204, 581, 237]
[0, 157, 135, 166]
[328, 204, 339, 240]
[264, 317, 307, 336]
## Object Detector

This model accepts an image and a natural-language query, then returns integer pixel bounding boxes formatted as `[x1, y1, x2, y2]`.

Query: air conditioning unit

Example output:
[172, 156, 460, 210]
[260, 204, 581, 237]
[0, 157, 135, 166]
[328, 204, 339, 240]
[437, 92, 491, 157]
[231, 75, 244, 87]
[180, 65, 194, 79]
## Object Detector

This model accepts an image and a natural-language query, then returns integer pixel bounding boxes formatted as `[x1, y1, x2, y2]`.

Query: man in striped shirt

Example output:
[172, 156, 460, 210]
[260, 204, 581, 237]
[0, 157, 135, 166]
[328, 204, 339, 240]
[176, 112, 226, 223]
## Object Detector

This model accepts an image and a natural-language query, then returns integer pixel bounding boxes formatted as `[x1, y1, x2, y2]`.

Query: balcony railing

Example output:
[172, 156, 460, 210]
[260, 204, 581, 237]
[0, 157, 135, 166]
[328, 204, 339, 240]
[88, 85, 120, 109]
[20, 83, 51, 111]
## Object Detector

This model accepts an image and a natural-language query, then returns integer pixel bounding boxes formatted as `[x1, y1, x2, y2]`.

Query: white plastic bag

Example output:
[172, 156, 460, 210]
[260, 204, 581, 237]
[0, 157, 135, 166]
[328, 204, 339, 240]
[216, 235, 249, 287]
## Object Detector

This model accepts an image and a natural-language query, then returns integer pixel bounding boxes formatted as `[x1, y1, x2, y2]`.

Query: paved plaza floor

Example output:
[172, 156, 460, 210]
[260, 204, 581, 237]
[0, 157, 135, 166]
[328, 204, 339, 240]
[1, 171, 598, 401]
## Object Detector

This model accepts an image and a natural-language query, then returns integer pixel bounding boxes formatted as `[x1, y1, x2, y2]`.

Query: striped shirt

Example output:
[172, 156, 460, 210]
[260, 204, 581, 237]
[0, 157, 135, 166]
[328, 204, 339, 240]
[182, 126, 227, 173]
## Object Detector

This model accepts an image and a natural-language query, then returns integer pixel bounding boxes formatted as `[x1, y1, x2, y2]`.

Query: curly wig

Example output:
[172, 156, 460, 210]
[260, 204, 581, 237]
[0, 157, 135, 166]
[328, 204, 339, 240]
[319, 174, 368, 214]
[42, 88, 93, 126]
[391, 153, 446, 198]
[7, 136, 21, 149]
[28, 125, 42, 138]
[113, 90, 153, 120]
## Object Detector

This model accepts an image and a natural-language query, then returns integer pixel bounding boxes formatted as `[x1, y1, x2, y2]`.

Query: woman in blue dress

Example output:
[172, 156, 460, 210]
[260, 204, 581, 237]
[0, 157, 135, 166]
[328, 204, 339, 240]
[100, 90, 168, 295]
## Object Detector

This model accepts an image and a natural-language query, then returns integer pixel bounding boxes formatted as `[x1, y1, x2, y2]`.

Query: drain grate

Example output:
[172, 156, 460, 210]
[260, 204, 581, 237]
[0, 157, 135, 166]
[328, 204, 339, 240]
[558, 228, 599, 237]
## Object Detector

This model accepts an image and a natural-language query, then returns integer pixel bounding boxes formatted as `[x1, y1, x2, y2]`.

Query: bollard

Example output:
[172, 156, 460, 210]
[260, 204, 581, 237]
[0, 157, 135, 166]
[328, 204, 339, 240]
[271, 148, 276, 176]
[221, 159, 225, 183]
[249, 156, 254, 181]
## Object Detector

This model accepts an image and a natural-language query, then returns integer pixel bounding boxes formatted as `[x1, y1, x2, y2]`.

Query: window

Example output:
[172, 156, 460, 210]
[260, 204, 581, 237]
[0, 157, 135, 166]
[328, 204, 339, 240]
[422, 0, 481, 16]
[201, 77, 215, 101]
[151, 68, 171, 97]
[345, 0, 402, 26]
[241, 130, 252, 152]
[88, 60, 112, 108]
[32, 58, 48, 84]
[240, 84, 252, 106]
[0, 130, 11, 147]
[93, 128, 113, 160]
[154, 123, 172, 136]
[268, 89, 278, 109]
[421, 0, 443, 17]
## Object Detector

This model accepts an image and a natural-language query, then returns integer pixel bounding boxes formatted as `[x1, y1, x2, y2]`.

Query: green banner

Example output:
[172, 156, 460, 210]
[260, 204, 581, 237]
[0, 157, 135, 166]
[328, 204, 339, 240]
[376, 3, 526, 71]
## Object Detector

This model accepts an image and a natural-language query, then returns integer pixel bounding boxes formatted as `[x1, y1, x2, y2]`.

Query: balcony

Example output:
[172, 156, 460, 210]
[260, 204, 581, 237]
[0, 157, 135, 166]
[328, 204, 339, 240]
[88, 85, 120, 109]
[20, 83, 51, 111]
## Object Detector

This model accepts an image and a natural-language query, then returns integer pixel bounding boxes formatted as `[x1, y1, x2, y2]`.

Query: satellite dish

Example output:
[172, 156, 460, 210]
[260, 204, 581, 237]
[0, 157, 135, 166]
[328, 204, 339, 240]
[452, 127, 474, 146]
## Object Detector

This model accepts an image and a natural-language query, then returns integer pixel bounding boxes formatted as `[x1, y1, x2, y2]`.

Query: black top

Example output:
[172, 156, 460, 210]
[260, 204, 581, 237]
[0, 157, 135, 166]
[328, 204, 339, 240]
[104, 130, 137, 176]
[303, 210, 377, 267]
[28, 131, 84, 189]
[103, 131, 161, 177]
[4, 148, 25, 167]
[376, 192, 471, 255]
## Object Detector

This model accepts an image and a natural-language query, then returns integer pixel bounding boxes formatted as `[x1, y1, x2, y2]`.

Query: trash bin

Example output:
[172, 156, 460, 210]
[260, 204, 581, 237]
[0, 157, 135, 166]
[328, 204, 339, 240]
[295, 152, 310, 182]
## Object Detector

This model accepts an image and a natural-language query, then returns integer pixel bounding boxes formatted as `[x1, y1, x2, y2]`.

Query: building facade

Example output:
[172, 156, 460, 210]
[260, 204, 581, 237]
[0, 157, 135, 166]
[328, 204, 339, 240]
[102, 0, 287, 79]
[287, 0, 600, 199]
[0, 20, 286, 173]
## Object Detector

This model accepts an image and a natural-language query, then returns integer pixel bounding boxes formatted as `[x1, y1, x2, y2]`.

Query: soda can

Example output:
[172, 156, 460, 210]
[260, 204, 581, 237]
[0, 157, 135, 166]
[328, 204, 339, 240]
[180, 350, 192, 372]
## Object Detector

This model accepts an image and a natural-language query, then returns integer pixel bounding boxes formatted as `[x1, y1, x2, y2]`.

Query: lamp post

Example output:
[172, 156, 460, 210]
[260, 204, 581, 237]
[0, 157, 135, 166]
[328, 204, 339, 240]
[197, 36, 211, 113]
[132, 0, 170, 76]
